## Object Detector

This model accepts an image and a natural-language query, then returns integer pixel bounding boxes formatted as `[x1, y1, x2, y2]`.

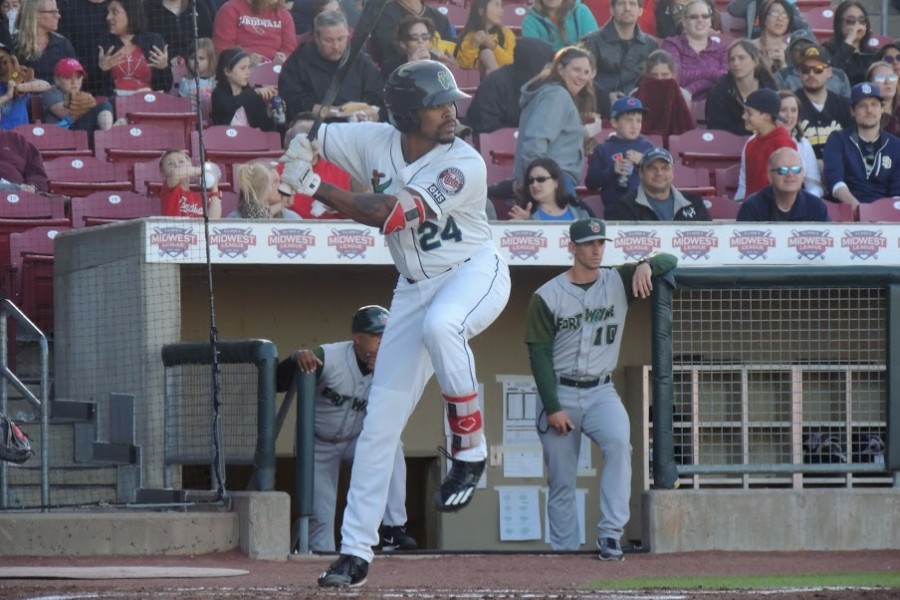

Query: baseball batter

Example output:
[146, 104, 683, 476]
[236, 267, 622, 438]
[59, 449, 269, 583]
[280, 60, 511, 588]
[275, 305, 416, 553]
[525, 218, 676, 559]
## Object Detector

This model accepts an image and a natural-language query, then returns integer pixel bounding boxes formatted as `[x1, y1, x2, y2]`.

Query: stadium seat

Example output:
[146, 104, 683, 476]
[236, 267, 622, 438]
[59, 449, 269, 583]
[449, 65, 481, 94]
[714, 164, 741, 199]
[857, 197, 900, 222]
[0, 217, 70, 295]
[824, 200, 854, 222]
[702, 195, 741, 220]
[674, 166, 715, 197]
[502, 4, 528, 31]
[0, 190, 66, 219]
[801, 7, 834, 42]
[250, 62, 282, 89]
[718, 12, 747, 37]
[193, 126, 283, 183]
[8, 225, 70, 333]
[489, 196, 514, 220]
[94, 123, 185, 172]
[691, 99, 707, 125]
[580, 194, 604, 219]
[133, 159, 232, 197]
[12, 124, 92, 160]
[44, 156, 132, 197]
[219, 191, 239, 217]
[114, 92, 197, 147]
[477, 127, 517, 184]
[668, 129, 746, 170]
[430, 1, 468, 29]
[69, 191, 160, 227]
[866, 35, 893, 52]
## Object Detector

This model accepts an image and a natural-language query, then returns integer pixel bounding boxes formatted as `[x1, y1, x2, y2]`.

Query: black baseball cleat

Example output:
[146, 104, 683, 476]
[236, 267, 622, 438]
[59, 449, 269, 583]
[381, 525, 418, 551]
[434, 447, 485, 513]
[317, 554, 369, 588]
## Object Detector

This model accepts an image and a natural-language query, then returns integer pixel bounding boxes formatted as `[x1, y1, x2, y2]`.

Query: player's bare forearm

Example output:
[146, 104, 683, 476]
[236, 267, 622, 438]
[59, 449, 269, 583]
[314, 182, 394, 228]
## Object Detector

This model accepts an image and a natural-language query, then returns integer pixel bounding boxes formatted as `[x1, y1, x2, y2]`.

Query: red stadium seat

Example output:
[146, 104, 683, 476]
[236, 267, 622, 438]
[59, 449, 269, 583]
[12, 124, 92, 160]
[668, 129, 747, 170]
[193, 126, 283, 184]
[8, 225, 70, 332]
[94, 123, 185, 172]
[702, 195, 741, 220]
[0, 217, 70, 295]
[69, 192, 160, 227]
[824, 200, 854, 222]
[114, 92, 197, 147]
[0, 190, 66, 219]
[714, 164, 741, 199]
[219, 191, 239, 217]
[857, 197, 900, 222]
[801, 7, 834, 42]
[477, 127, 517, 184]
[489, 196, 514, 220]
[133, 159, 232, 197]
[718, 12, 747, 37]
[430, 1, 468, 29]
[250, 62, 283, 89]
[580, 194, 604, 219]
[449, 65, 481, 94]
[502, 4, 529, 31]
[44, 157, 132, 197]
[674, 166, 715, 197]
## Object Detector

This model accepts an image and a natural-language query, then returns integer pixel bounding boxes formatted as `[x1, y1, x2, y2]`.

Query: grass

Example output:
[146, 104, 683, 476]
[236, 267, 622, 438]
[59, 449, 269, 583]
[583, 572, 900, 590]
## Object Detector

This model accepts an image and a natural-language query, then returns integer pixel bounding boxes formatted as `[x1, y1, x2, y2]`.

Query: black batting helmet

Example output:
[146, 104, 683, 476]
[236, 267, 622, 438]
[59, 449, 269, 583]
[351, 305, 389, 334]
[384, 60, 470, 133]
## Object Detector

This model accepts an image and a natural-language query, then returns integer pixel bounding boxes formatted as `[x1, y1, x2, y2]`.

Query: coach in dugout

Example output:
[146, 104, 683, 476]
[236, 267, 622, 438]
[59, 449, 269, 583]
[278, 10, 384, 123]
[737, 148, 830, 222]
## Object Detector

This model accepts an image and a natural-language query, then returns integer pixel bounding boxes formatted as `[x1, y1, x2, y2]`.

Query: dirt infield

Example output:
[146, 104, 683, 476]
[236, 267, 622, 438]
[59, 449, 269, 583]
[1, 549, 899, 600]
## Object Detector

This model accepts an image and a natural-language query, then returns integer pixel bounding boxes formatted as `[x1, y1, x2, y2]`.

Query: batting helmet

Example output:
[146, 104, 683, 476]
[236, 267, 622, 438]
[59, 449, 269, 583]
[351, 305, 389, 334]
[384, 60, 470, 133]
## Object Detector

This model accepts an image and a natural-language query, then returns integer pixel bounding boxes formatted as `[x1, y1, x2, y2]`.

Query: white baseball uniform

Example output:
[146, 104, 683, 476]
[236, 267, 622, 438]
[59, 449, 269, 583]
[318, 122, 511, 562]
[524, 255, 676, 550]
[309, 341, 408, 552]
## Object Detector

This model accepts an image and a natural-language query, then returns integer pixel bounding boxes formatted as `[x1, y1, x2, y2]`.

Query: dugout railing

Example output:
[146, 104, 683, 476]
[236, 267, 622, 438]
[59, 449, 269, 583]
[648, 267, 899, 490]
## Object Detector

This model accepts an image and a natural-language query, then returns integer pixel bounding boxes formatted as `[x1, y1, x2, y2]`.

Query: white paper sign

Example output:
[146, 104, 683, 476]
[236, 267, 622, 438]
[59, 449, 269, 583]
[497, 486, 542, 541]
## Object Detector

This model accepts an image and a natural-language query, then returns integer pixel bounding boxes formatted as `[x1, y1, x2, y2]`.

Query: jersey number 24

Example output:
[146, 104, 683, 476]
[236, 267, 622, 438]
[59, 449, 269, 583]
[417, 216, 462, 251]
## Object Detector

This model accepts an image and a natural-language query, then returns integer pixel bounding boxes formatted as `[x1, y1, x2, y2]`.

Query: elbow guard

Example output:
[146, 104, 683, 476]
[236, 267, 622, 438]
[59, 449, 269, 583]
[382, 188, 426, 234]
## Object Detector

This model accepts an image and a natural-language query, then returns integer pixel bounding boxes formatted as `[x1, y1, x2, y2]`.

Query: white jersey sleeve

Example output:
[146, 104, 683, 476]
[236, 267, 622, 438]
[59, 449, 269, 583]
[318, 121, 496, 281]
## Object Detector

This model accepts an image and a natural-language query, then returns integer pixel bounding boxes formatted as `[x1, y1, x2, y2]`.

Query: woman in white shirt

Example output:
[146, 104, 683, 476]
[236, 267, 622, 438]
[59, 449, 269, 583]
[778, 90, 824, 197]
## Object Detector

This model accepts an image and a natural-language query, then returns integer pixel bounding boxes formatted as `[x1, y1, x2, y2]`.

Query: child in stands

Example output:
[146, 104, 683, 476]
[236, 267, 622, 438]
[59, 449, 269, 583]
[42, 58, 114, 132]
[735, 88, 796, 200]
[455, 0, 515, 73]
[159, 148, 222, 219]
[211, 46, 276, 130]
[179, 38, 216, 121]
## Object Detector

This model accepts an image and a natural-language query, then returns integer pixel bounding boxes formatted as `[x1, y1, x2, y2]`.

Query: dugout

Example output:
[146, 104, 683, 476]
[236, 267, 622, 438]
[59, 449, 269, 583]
[48, 218, 900, 554]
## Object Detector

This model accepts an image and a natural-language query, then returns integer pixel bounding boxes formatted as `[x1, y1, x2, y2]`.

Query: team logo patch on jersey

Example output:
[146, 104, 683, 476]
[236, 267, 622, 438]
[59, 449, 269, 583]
[210, 227, 257, 258]
[328, 227, 375, 259]
[882, 156, 892, 169]
[427, 184, 447, 204]
[841, 229, 886, 260]
[613, 229, 660, 261]
[150, 226, 198, 258]
[500, 228, 547, 260]
[788, 229, 833, 260]
[437, 167, 465, 195]
[268, 227, 316, 259]
[672, 229, 718, 260]
[730, 229, 776, 260]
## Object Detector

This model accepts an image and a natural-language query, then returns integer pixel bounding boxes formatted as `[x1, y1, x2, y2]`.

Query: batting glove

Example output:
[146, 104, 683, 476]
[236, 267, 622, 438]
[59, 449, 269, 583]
[281, 134, 319, 163]
[279, 159, 321, 197]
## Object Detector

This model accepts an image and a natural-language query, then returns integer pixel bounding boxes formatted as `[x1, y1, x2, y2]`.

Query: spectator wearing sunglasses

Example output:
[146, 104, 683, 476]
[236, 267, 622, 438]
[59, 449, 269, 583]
[822, 0, 875, 86]
[508, 157, 591, 220]
[774, 31, 850, 99]
[823, 82, 900, 213]
[794, 44, 852, 160]
[737, 148, 830, 221]
[874, 43, 900, 78]
[867, 61, 900, 137]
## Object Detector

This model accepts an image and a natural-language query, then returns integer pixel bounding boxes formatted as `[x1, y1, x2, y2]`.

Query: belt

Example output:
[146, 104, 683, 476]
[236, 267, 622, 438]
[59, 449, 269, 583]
[559, 375, 611, 389]
[405, 258, 471, 285]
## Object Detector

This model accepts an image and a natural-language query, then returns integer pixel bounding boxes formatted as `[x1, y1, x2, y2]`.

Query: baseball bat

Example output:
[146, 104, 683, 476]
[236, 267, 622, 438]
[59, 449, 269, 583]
[307, 0, 390, 142]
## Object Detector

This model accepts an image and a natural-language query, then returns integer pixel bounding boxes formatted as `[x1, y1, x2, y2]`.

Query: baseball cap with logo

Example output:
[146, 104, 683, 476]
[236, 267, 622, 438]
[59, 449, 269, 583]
[797, 44, 830, 66]
[55, 58, 86, 78]
[787, 29, 817, 50]
[569, 218, 612, 244]
[611, 96, 649, 119]
[641, 147, 673, 168]
[851, 82, 882, 106]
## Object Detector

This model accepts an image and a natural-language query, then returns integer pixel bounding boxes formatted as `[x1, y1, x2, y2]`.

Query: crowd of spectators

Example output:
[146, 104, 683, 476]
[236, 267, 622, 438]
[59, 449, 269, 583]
[0, 0, 898, 225]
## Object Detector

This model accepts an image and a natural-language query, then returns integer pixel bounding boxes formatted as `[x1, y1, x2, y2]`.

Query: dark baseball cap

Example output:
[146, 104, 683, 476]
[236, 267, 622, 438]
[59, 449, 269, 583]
[788, 29, 817, 49]
[744, 89, 786, 123]
[569, 218, 612, 244]
[797, 43, 830, 66]
[611, 96, 649, 119]
[641, 147, 673, 168]
[851, 82, 883, 106]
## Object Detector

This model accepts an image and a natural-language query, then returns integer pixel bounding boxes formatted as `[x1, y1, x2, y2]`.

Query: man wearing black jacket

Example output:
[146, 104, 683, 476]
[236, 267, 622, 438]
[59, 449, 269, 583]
[464, 37, 554, 134]
[606, 147, 711, 221]
[278, 10, 384, 123]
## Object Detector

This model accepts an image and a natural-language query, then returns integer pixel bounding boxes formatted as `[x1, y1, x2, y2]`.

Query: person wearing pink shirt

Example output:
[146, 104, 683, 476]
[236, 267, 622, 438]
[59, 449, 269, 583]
[212, 0, 296, 65]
